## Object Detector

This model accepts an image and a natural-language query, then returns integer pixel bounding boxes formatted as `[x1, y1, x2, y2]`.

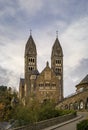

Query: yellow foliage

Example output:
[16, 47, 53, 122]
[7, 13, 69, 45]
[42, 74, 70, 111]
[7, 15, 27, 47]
[0, 103, 4, 110]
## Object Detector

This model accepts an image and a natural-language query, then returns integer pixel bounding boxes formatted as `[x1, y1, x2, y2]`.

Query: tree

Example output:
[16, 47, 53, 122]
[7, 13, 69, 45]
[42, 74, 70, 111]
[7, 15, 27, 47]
[0, 85, 18, 121]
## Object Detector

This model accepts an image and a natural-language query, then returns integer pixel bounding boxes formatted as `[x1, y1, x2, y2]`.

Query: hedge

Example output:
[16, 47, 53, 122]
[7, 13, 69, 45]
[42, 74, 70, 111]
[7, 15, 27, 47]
[77, 119, 88, 130]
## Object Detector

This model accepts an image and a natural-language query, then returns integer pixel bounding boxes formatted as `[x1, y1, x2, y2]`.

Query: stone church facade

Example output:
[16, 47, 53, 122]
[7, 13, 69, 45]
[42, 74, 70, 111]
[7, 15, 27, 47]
[19, 33, 63, 104]
[19, 32, 88, 111]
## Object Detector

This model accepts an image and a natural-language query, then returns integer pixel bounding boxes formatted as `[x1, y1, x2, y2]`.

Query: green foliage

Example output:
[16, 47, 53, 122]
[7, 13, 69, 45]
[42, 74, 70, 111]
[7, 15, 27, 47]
[0, 86, 18, 121]
[0, 88, 76, 127]
[77, 119, 88, 130]
[0, 85, 7, 91]
[56, 109, 76, 116]
[13, 106, 33, 125]
[10, 100, 75, 127]
[38, 101, 60, 121]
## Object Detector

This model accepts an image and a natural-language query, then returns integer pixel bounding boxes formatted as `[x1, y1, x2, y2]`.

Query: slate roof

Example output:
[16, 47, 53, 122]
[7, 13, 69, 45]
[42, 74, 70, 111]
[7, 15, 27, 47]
[20, 78, 25, 86]
[79, 74, 88, 84]
[31, 69, 39, 75]
[51, 37, 63, 57]
[25, 34, 37, 56]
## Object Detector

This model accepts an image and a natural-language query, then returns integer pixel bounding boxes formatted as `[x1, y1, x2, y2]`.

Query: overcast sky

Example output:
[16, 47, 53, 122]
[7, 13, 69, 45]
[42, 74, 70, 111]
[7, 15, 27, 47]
[0, 0, 88, 97]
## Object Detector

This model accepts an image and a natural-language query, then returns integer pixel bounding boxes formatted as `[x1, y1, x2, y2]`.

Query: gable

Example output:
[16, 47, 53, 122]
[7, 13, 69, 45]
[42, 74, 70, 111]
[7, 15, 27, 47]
[37, 65, 57, 82]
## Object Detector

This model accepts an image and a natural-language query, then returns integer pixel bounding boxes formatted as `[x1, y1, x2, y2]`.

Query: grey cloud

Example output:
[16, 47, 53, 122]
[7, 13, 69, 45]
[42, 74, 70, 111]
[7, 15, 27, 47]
[64, 76, 76, 97]
[71, 58, 88, 83]
[0, 66, 11, 86]
[0, 66, 23, 90]
[18, 0, 43, 15]
[64, 58, 88, 97]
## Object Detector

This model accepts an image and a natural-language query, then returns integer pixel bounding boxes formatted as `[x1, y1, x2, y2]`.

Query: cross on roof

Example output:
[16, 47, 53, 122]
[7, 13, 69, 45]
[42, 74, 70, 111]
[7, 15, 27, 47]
[30, 29, 32, 36]
[56, 30, 58, 38]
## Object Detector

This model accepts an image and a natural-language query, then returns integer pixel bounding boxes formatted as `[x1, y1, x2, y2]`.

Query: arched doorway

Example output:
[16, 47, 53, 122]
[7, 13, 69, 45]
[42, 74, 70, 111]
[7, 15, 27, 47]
[79, 100, 84, 110]
[65, 104, 68, 109]
[74, 101, 78, 110]
[60, 105, 64, 110]
[69, 103, 73, 110]
[85, 98, 88, 110]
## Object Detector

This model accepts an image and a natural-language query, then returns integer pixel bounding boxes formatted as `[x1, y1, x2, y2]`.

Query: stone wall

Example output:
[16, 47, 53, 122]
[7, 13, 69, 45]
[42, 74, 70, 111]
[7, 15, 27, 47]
[57, 89, 88, 110]
[12, 113, 76, 130]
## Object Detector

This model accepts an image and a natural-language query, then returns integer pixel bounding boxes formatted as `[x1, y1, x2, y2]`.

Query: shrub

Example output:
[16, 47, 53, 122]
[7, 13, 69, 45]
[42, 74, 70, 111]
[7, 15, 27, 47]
[77, 119, 88, 130]
[55, 109, 76, 116]
[38, 108, 60, 121]
[13, 106, 34, 125]
[5, 100, 76, 127]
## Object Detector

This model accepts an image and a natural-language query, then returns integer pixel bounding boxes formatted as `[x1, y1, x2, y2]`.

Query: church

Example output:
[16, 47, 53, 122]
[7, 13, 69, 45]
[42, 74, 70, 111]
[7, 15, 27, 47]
[19, 32, 63, 105]
[19, 32, 88, 110]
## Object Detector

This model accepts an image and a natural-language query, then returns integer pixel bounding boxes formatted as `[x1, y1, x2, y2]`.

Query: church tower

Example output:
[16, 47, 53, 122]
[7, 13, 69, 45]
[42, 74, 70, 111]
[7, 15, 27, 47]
[25, 32, 37, 98]
[51, 33, 63, 101]
[19, 32, 64, 104]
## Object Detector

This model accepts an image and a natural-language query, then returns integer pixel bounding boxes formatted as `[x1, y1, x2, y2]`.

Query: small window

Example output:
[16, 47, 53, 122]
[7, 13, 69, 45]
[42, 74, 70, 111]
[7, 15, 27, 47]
[39, 83, 44, 87]
[29, 58, 30, 62]
[55, 68, 57, 72]
[45, 82, 50, 87]
[58, 60, 61, 64]
[33, 59, 34, 63]
[52, 83, 56, 86]
[58, 68, 61, 73]
[56, 68, 61, 73]
[31, 58, 32, 62]
[57, 68, 59, 72]
[56, 60, 61, 64]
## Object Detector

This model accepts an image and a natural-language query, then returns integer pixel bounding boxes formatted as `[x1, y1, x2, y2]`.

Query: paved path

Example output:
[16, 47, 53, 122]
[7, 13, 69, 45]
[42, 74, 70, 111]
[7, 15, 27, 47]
[0, 122, 9, 130]
[43, 112, 88, 130]
[0, 112, 88, 130]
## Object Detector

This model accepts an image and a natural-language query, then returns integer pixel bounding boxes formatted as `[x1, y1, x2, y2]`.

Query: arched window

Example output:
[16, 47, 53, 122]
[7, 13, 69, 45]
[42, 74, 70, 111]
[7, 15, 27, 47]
[58, 60, 61, 64]
[33, 59, 34, 63]
[55, 68, 57, 72]
[31, 58, 32, 62]
[56, 60, 61, 64]
[57, 68, 59, 72]
[59, 68, 61, 73]
[56, 60, 57, 64]
[29, 58, 30, 62]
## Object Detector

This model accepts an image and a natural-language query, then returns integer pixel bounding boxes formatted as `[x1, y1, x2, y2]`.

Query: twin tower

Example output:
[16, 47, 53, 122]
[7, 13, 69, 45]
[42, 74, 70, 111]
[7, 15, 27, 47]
[19, 33, 63, 104]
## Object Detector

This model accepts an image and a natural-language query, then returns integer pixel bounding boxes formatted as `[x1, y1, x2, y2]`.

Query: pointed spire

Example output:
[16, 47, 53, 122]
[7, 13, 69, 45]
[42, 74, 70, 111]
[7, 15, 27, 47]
[51, 31, 63, 57]
[46, 61, 49, 67]
[25, 30, 37, 56]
